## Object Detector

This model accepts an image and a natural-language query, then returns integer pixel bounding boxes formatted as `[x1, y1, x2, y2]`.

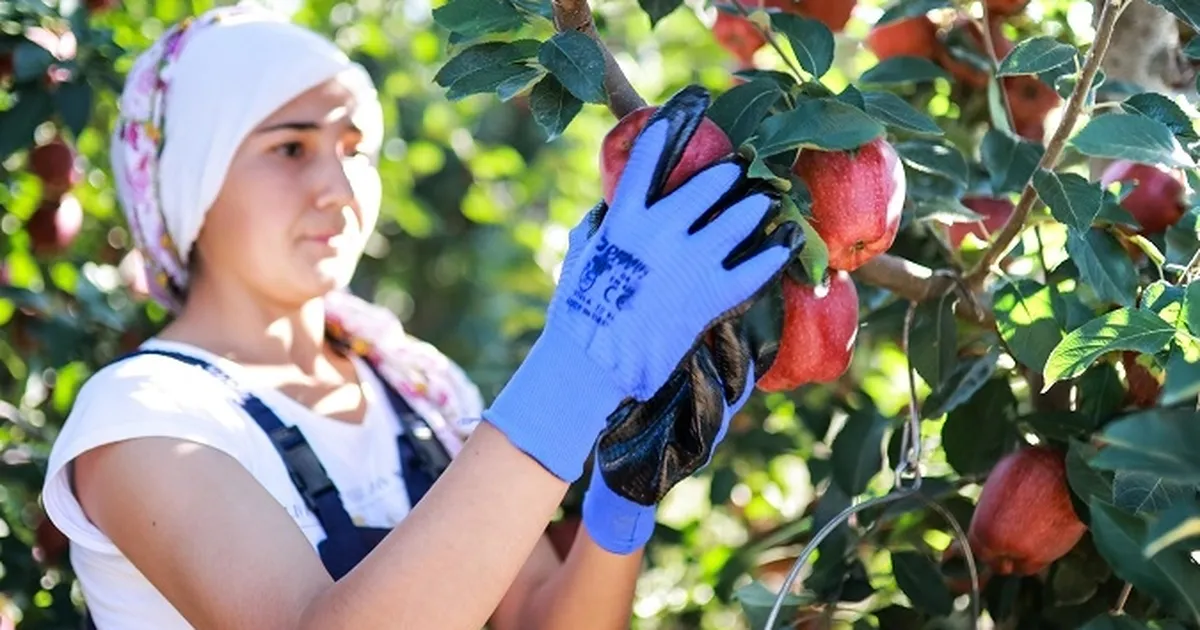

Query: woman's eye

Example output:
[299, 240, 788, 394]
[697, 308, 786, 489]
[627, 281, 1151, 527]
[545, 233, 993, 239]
[276, 142, 305, 158]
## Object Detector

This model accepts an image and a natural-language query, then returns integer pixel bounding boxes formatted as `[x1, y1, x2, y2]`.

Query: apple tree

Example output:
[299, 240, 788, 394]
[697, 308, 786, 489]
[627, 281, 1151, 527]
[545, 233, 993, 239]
[4, 0, 1200, 628]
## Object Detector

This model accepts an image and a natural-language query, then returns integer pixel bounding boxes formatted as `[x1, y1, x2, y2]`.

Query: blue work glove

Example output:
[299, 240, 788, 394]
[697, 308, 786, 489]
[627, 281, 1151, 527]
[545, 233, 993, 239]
[582, 351, 755, 554]
[483, 86, 795, 483]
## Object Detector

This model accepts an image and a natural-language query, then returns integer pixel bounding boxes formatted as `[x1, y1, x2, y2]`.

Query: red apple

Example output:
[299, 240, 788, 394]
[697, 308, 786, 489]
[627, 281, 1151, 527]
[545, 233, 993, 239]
[27, 194, 83, 255]
[600, 106, 733, 205]
[866, 16, 939, 61]
[29, 137, 81, 196]
[1100, 160, 1187, 234]
[757, 270, 859, 392]
[713, 11, 767, 67]
[946, 196, 1015, 248]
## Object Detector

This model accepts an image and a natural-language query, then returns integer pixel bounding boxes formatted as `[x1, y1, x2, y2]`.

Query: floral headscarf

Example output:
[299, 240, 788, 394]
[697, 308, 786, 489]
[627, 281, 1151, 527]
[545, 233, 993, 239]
[110, 3, 481, 456]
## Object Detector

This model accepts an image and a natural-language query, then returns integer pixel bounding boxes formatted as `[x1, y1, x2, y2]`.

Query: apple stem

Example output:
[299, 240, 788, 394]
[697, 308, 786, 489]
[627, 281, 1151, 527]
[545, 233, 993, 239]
[1112, 582, 1133, 614]
[964, 0, 1133, 291]
[725, 0, 809, 85]
[550, 0, 646, 118]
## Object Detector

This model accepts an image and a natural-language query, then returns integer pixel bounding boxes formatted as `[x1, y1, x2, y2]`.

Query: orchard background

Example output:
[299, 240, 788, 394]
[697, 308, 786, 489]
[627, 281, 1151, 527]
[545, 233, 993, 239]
[3, 0, 1200, 627]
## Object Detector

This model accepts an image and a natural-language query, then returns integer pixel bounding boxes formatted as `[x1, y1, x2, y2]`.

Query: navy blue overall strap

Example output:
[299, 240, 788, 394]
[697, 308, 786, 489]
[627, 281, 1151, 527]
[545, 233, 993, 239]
[364, 362, 451, 498]
[118, 349, 372, 558]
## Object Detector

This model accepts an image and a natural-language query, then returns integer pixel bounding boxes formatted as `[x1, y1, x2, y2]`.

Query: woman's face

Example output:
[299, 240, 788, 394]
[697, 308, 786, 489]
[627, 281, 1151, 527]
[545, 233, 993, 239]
[192, 73, 382, 308]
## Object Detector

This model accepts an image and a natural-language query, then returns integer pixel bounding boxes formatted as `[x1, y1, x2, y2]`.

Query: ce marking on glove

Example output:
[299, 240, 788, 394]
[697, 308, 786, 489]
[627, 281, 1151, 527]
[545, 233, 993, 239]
[568, 236, 648, 326]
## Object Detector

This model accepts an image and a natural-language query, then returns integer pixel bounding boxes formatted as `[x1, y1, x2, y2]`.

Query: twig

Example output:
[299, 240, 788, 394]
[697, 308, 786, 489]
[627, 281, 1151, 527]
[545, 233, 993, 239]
[975, 2, 1016, 131]
[725, 0, 807, 84]
[1181, 246, 1200, 285]
[550, 0, 646, 117]
[1113, 582, 1133, 614]
[964, 0, 1132, 290]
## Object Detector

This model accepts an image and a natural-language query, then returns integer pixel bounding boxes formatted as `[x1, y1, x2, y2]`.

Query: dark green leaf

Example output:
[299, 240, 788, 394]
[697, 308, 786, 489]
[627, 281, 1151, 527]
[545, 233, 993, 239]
[910, 197, 982, 225]
[1161, 337, 1200, 406]
[432, 0, 525, 38]
[1145, 501, 1200, 558]
[1089, 499, 1200, 620]
[835, 84, 866, 111]
[707, 80, 783, 148]
[0, 88, 53, 157]
[1076, 363, 1125, 428]
[52, 79, 92, 137]
[733, 68, 798, 92]
[981, 129, 1044, 195]
[860, 56, 950, 85]
[1065, 229, 1138, 308]
[1044, 307, 1174, 386]
[538, 32, 607, 104]
[1096, 191, 1141, 229]
[831, 407, 889, 496]
[921, 347, 1000, 419]
[1146, 0, 1200, 31]
[895, 140, 967, 186]
[433, 40, 540, 99]
[1051, 543, 1112, 607]
[861, 91, 943, 136]
[993, 280, 1066, 372]
[996, 36, 1076, 77]
[1091, 409, 1200, 483]
[877, 0, 951, 25]
[529, 74, 583, 141]
[734, 580, 814, 630]
[768, 13, 834, 79]
[1112, 470, 1192, 516]
[1080, 614, 1154, 630]
[752, 98, 885, 155]
[790, 203, 829, 284]
[1021, 411, 1098, 441]
[1183, 282, 1200, 335]
[495, 66, 544, 101]
[909, 294, 957, 387]
[903, 167, 965, 201]
[12, 40, 53, 81]
[1069, 113, 1196, 169]
[1033, 169, 1103, 231]
[942, 378, 1018, 477]
[1122, 92, 1198, 142]
[1067, 439, 1114, 506]
[638, 0, 683, 27]
[891, 552, 955, 616]
[1185, 36, 1200, 60]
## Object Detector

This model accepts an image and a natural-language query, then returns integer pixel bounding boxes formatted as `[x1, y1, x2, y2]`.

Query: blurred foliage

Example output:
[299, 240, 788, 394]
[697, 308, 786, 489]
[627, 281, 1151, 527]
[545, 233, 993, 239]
[4, 0, 1200, 628]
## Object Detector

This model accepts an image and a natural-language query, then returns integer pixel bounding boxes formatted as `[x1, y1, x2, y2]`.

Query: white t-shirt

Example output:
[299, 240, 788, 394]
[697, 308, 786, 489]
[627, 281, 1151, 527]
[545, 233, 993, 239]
[41, 338, 428, 629]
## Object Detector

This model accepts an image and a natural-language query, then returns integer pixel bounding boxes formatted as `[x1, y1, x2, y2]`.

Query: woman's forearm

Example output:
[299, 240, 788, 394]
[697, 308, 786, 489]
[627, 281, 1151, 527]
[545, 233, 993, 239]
[519, 527, 644, 630]
[299, 421, 573, 630]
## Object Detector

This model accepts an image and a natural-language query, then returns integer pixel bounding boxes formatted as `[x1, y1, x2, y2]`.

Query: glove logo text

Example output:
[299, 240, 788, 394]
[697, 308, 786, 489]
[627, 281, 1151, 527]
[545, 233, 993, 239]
[568, 236, 648, 326]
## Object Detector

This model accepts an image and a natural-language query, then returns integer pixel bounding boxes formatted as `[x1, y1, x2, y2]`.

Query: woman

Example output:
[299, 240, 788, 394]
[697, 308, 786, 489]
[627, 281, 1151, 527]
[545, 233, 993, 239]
[39, 4, 795, 628]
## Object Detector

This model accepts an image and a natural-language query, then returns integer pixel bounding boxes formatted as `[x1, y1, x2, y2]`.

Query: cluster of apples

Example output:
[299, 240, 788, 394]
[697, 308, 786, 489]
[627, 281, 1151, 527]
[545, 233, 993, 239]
[24, 135, 84, 257]
[866, 0, 1058, 143]
[600, 104, 903, 395]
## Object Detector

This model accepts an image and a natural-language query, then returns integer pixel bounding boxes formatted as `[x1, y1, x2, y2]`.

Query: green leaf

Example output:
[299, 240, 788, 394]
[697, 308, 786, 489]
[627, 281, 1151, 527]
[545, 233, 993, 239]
[904, 167, 965, 201]
[495, 66, 544, 101]
[987, 74, 1013, 135]
[1122, 92, 1198, 142]
[790, 205, 829, 285]
[1147, 0, 1200, 31]
[996, 36, 1076, 77]
[1077, 363, 1125, 429]
[638, 0, 683, 27]
[433, 40, 540, 100]
[432, 0, 525, 38]
[877, 0, 951, 25]
[1069, 113, 1196, 169]
[0, 88, 53, 158]
[1080, 614, 1154, 630]
[1091, 409, 1200, 483]
[1161, 336, 1200, 406]
[734, 580, 814, 630]
[1022, 410, 1099, 441]
[831, 407, 889, 496]
[12, 40, 53, 81]
[994, 280, 1067, 373]
[1044, 307, 1174, 386]
[1089, 499, 1200, 621]
[835, 84, 866, 111]
[910, 197, 982, 225]
[1112, 470, 1192, 516]
[981, 129, 1044, 195]
[1145, 502, 1200, 558]
[1068, 439, 1114, 507]
[909, 294, 957, 387]
[942, 378, 1018, 477]
[538, 32, 607, 104]
[1185, 36, 1200, 60]
[1033, 170, 1104, 231]
[529, 74, 583, 141]
[707, 80, 783, 148]
[752, 98, 885, 156]
[861, 91, 943, 136]
[891, 552, 955, 617]
[860, 56, 950, 85]
[921, 347, 1000, 419]
[1065, 229, 1138, 308]
[769, 13, 834, 79]
[52, 78, 92, 138]
[894, 140, 967, 186]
